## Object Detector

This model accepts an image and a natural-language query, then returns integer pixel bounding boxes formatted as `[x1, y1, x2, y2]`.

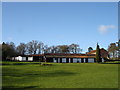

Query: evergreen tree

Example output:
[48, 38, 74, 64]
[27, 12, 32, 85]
[96, 43, 101, 63]
[2, 42, 18, 60]
[88, 47, 93, 52]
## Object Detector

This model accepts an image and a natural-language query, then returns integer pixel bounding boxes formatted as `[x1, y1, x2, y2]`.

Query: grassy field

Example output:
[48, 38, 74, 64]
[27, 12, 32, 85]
[2, 61, 118, 88]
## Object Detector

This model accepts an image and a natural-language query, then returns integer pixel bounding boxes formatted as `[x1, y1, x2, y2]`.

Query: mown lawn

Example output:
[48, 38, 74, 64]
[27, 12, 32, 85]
[2, 61, 118, 88]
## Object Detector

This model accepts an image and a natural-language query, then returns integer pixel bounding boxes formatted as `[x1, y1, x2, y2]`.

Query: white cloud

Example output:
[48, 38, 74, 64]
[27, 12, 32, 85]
[98, 25, 116, 34]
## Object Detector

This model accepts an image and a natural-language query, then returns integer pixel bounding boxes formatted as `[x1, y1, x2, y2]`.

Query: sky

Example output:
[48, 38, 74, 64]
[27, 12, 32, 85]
[2, 2, 118, 53]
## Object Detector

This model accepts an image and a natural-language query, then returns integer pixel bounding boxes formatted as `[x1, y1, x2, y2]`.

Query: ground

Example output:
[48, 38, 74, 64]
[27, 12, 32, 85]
[1, 61, 119, 88]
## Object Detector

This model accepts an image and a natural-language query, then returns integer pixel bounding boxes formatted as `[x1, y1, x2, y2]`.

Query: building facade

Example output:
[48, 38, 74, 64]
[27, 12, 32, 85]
[12, 48, 108, 63]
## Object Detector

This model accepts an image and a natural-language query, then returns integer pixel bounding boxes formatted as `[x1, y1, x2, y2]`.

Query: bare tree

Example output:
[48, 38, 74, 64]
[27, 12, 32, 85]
[26, 40, 39, 55]
[6, 42, 16, 51]
[69, 44, 80, 54]
[57, 45, 69, 53]
[16, 43, 26, 55]
[32, 40, 39, 54]
[48, 45, 57, 53]
[27, 41, 33, 55]
[37, 42, 44, 54]
[43, 45, 51, 53]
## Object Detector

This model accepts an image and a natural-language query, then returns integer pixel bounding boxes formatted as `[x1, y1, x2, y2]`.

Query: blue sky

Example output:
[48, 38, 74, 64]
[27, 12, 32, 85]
[2, 2, 118, 53]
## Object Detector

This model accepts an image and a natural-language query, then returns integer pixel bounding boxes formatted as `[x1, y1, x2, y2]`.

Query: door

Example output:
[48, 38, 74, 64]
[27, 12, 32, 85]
[70, 58, 73, 63]
[66, 58, 69, 63]
[81, 58, 84, 63]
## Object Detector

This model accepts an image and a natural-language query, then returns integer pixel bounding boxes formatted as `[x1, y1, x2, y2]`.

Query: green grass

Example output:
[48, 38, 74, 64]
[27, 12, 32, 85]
[2, 61, 118, 88]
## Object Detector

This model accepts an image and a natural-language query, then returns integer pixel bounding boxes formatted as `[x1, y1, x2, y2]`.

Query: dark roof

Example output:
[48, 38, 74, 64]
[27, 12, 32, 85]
[16, 54, 44, 57]
[44, 53, 86, 56]
[44, 53, 95, 58]
[28, 54, 44, 56]
[17, 55, 29, 57]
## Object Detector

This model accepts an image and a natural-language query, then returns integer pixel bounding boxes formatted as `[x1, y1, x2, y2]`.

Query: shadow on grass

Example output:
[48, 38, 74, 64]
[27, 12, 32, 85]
[3, 70, 75, 78]
[3, 70, 75, 88]
[4, 71, 75, 78]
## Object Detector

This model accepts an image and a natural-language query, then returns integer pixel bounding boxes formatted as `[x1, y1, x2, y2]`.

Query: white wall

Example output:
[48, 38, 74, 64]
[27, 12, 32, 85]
[84, 58, 86, 63]
[15, 57, 18, 60]
[73, 58, 82, 63]
[53, 58, 57, 63]
[18, 56, 22, 61]
[15, 56, 26, 61]
[77, 58, 81, 63]
[88, 58, 94, 63]
[62, 58, 66, 63]
[28, 57, 33, 61]
[58, 58, 60, 63]
[102, 58, 104, 62]
[73, 58, 77, 63]
[12, 57, 14, 60]
[69, 58, 71, 63]
[22, 57, 26, 61]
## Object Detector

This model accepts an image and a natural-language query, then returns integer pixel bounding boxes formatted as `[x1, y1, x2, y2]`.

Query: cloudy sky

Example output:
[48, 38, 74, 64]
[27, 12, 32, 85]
[2, 2, 118, 52]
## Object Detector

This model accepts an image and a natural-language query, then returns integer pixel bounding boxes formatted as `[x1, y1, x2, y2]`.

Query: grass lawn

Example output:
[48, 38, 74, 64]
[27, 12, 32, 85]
[2, 61, 118, 88]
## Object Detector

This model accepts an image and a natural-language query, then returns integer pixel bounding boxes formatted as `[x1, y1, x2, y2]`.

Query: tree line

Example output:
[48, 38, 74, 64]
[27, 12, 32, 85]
[1, 40, 82, 60]
[1, 39, 120, 60]
[107, 40, 120, 60]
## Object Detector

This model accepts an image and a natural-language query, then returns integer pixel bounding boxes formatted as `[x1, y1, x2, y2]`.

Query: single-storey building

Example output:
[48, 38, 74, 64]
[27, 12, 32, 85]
[12, 54, 44, 62]
[12, 48, 108, 63]
[44, 53, 96, 63]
